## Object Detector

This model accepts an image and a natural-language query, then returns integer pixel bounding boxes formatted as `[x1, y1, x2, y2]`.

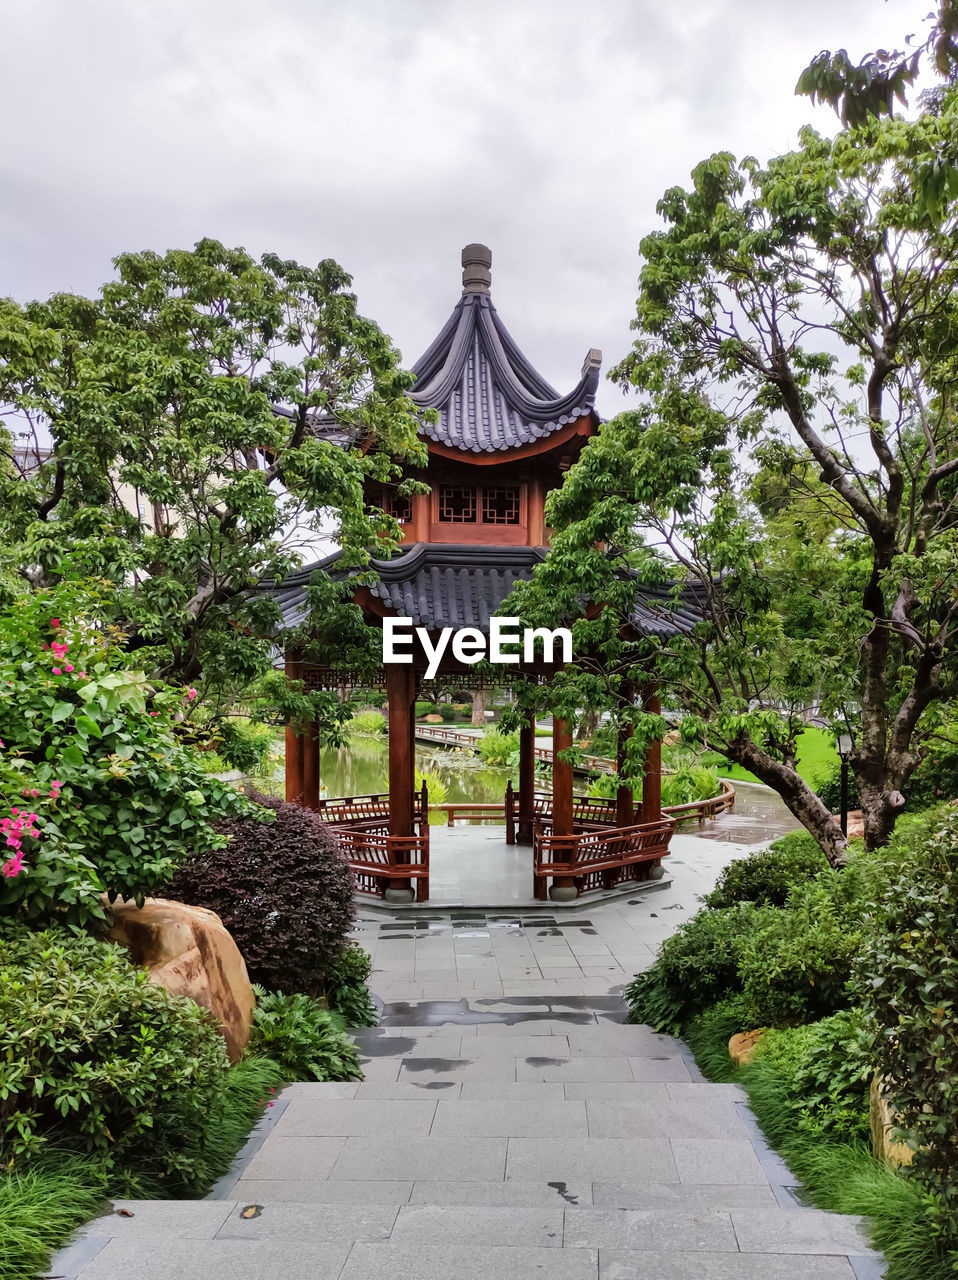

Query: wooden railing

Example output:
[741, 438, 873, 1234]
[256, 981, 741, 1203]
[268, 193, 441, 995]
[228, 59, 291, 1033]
[413, 724, 617, 775]
[318, 788, 430, 901]
[335, 828, 430, 903]
[532, 817, 674, 900]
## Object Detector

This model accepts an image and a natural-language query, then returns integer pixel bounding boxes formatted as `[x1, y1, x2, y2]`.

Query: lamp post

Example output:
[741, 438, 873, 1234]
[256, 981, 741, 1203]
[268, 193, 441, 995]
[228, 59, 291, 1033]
[837, 733, 853, 837]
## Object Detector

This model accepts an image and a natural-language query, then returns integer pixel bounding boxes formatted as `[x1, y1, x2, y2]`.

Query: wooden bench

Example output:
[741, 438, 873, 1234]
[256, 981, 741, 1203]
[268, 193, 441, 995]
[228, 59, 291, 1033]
[335, 829, 431, 902]
[532, 818, 673, 900]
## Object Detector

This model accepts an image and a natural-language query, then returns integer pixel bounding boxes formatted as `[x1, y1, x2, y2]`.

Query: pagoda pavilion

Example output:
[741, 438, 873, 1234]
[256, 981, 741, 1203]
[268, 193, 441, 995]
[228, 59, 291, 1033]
[273, 245, 697, 902]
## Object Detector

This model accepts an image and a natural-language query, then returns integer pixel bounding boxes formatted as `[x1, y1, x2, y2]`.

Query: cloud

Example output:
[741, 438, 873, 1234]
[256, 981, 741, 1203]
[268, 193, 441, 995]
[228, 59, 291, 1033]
[1, 0, 927, 414]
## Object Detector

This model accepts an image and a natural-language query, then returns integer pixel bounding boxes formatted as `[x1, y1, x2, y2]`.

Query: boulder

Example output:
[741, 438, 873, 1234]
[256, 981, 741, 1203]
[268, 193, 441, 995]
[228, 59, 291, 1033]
[728, 1028, 765, 1066]
[869, 1073, 915, 1168]
[424, 714, 444, 723]
[108, 897, 255, 1063]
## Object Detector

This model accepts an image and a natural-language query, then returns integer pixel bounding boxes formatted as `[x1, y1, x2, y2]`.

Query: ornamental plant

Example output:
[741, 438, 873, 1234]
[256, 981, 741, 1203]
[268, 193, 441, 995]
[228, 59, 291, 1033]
[0, 585, 258, 929]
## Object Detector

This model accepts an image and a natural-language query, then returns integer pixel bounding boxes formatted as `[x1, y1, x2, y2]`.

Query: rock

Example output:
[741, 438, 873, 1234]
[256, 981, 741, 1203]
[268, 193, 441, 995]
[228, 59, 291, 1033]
[728, 1028, 765, 1066]
[424, 713, 444, 723]
[869, 1073, 915, 1168]
[108, 897, 255, 1063]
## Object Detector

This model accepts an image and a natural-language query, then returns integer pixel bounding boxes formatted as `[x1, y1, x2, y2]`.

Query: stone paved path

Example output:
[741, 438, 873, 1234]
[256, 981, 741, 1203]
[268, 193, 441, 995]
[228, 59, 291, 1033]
[50, 834, 884, 1280]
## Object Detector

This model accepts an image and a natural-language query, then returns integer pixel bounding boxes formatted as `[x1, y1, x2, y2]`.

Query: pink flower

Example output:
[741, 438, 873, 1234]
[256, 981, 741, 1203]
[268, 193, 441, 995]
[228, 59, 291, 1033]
[148, 711, 159, 717]
[2, 852, 24, 878]
[51, 780, 63, 788]
[186, 688, 197, 701]
[65, 665, 74, 673]
[78, 672, 87, 679]
[52, 667, 62, 675]
[50, 618, 60, 628]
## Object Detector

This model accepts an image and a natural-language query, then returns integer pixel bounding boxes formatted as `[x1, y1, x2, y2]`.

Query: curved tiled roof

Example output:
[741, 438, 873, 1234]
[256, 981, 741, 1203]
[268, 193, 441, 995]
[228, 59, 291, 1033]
[268, 543, 701, 640]
[408, 291, 601, 454]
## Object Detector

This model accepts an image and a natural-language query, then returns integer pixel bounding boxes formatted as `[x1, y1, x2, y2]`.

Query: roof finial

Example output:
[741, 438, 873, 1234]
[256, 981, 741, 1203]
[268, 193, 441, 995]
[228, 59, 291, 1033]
[461, 244, 492, 294]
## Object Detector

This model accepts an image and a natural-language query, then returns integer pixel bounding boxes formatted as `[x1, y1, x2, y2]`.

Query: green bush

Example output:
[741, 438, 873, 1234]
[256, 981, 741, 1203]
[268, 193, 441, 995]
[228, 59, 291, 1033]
[756, 1012, 873, 1145]
[0, 926, 233, 1187]
[704, 831, 829, 909]
[325, 942, 378, 1027]
[216, 719, 277, 773]
[737, 865, 876, 1026]
[249, 989, 363, 1081]
[660, 762, 721, 807]
[170, 792, 355, 995]
[478, 727, 519, 766]
[625, 904, 766, 1033]
[414, 700, 439, 719]
[856, 807, 958, 1226]
[439, 703, 457, 722]
[0, 587, 257, 930]
[348, 709, 385, 736]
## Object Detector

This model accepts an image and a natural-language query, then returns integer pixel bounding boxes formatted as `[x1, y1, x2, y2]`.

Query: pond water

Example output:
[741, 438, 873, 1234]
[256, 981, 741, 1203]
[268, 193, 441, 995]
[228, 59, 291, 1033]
[316, 734, 520, 805]
[308, 735, 800, 844]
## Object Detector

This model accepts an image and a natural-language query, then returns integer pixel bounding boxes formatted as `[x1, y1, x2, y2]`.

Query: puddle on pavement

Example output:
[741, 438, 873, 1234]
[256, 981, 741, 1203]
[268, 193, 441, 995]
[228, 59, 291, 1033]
[402, 1058, 469, 1072]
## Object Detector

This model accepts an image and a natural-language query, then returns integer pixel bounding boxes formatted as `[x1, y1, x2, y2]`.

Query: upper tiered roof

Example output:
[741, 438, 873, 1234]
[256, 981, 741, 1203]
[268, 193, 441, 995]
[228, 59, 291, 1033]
[408, 245, 601, 454]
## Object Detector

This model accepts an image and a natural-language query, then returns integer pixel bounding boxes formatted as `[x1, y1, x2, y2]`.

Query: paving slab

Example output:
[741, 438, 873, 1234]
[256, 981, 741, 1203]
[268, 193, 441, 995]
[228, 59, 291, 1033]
[215, 1201, 398, 1241]
[229, 1179, 413, 1204]
[79, 1201, 234, 1238]
[329, 1135, 508, 1182]
[730, 1208, 878, 1256]
[73, 1238, 352, 1280]
[409, 1180, 594, 1207]
[564, 1206, 738, 1251]
[390, 1203, 565, 1247]
[670, 1138, 768, 1185]
[598, 1251, 858, 1279]
[506, 1136, 678, 1184]
[431, 1098, 588, 1138]
[340, 1242, 598, 1280]
[272, 1098, 437, 1137]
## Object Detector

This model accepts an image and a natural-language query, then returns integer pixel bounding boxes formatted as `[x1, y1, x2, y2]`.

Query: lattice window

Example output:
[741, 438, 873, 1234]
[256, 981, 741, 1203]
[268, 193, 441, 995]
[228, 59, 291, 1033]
[481, 486, 520, 525]
[383, 493, 411, 524]
[439, 485, 477, 523]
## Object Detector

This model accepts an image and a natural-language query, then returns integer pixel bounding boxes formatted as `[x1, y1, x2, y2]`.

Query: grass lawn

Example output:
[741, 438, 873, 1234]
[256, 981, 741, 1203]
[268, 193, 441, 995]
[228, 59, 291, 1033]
[701, 725, 838, 788]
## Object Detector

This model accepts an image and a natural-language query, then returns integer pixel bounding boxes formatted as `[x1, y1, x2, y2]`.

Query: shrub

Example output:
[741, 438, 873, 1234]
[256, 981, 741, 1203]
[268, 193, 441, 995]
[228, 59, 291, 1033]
[0, 1157, 107, 1280]
[349, 709, 385, 736]
[216, 718, 277, 773]
[249, 989, 363, 1081]
[856, 807, 958, 1223]
[478, 727, 519, 766]
[704, 831, 829, 909]
[0, 587, 257, 930]
[737, 868, 873, 1026]
[660, 762, 721, 807]
[325, 942, 378, 1027]
[169, 792, 355, 995]
[754, 1012, 873, 1145]
[625, 904, 766, 1033]
[439, 703, 457, 722]
[0, 926, 233, 1186]
[414, 700, 439, 719]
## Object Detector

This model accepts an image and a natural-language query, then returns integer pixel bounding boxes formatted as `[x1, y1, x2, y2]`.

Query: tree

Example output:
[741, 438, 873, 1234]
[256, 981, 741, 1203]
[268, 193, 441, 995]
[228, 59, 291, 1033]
[509, 94, 958, 864]
[0, 240, 425, 723]
[797, 1, 958, 128]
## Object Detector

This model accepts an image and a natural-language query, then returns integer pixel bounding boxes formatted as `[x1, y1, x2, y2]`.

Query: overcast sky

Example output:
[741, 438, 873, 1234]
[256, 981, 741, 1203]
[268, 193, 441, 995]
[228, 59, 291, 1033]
[2, 0, 928, 417]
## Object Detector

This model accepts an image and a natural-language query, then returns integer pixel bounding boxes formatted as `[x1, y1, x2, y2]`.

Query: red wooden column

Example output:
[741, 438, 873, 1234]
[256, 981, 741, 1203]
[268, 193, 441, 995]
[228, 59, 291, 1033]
[517, 712, 536, 845]
[386, 662, 416, 902]
[302, 719, 321, 810]
[284, 660, 306, 804]
[551, 715, 576, 901]
[640, 685, 663, 824]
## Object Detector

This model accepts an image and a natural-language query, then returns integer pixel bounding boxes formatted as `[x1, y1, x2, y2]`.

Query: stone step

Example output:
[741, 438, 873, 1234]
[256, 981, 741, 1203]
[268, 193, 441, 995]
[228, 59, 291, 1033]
[72, 1199, 878, 1280]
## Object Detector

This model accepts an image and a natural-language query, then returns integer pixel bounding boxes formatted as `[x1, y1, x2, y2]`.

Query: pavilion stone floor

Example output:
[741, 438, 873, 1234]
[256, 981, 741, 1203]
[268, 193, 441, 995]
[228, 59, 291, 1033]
[51, 831, 884, 1280]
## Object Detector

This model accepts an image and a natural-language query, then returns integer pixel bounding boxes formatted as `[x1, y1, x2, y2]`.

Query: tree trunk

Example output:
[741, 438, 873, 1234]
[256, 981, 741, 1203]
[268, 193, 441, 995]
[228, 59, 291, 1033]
[731, 736, 848, 867]
[578, 707, 600, 743]
[857, 779, 905, 852]
[471, 688, 486, 727]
